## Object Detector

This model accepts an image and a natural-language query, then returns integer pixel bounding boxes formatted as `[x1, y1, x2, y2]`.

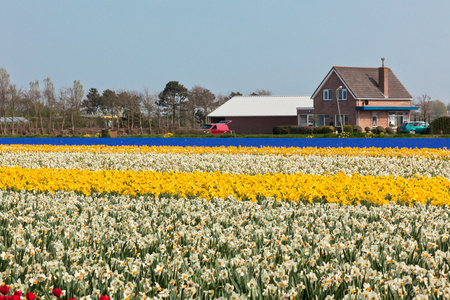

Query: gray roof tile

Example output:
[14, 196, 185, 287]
[334, 66, 412, 99]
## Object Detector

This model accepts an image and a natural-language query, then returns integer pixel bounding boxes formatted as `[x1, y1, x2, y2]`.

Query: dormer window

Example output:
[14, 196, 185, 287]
[323, 89, 332, 101]
[338, 89, 347, 100]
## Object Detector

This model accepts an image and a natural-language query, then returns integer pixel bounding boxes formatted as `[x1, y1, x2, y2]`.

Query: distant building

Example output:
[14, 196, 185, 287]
[298, 60, 417, 129]
[207, 96, 313, 134]
[0, 117, 29, 123]
[208, 60, 415, 134]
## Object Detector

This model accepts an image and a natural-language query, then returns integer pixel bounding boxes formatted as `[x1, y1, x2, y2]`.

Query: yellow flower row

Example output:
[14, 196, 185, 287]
[0, 144, 449, 158]
[1, 166, 449, 205]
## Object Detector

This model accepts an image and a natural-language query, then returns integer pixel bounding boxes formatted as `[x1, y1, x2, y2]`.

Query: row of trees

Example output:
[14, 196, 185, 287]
[0, 67, 271, 135]
[0, 68, 85, 135]
[414, 93, 450, 123]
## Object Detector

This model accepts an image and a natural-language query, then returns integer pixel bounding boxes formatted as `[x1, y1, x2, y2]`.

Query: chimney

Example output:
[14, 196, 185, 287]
[379, 57, 388, 97]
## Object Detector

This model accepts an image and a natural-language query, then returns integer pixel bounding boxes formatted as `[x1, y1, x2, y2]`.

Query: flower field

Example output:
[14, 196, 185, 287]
[0, 137, 449, 149]
[0, 144, 450, 299]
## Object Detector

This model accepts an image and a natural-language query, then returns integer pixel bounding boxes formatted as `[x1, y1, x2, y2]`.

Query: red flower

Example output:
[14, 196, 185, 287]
[53, 288, 62, 297]
[67, 298, 77, 300]
[100, 296, 109, 300]
[13, 292, 21, 297]
[0, 285, 10, 296]
[26, 292, 36, 300]
[12, 295, 21, 300]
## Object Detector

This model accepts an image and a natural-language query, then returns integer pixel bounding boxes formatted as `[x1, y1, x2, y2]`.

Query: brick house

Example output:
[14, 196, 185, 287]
[297, 61, 417, 129]
[207, 96, 313, 134]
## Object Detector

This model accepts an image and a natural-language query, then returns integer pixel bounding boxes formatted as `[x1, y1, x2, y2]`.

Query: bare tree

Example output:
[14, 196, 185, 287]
[430, 99, 447, 121]
[414, 93, 432, 123]
[130, 91, 143, 134]
[117, 90, 142, 134]
[102, 89, 120, 130]
[215, 91, 242, 107]
[249, 89, 272, 96]
[142, 89, 158, 133]
[57, 87, 70, 131]
[188, 86, 215, 126]
[0, 68, 10, 134]
[8, 84, 22, 135]
[69, 80, 84, 131]
[43, 77, 56, 132]
[28, 80, 42, 134]
[214, 93, 229, 107]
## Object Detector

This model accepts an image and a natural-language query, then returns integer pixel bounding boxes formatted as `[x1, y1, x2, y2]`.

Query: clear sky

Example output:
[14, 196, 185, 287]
[1, 0, 449, 104]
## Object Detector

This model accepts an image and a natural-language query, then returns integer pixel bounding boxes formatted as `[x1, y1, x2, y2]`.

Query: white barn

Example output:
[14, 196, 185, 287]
[207, 95, 313, 134]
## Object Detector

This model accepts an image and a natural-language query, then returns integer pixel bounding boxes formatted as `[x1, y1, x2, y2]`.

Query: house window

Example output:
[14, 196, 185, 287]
[298, 114, 314, 126]
[316, 114, 326, 126]
[335, 114, 349, 126]
[338, 89, 347, 100]
[323, 89, 332, 101]
[388, 111, 408, 127]
[372, 113, 378, 127]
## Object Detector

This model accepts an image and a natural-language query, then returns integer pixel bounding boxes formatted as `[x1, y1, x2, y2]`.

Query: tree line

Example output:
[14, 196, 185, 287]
[414, 93, 450, 124]
[0, 67, 271, 135]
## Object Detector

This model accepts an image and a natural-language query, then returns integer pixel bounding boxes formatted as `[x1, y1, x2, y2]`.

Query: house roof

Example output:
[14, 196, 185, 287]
[312, 66, 412, 99]
[208, 95, 313, 117]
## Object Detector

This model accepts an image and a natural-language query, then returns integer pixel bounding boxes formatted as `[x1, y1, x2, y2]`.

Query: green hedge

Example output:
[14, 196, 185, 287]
[336, 125, 353, 133]
[273, 125, 314, 135]
[429, 116, 450, 134]
[273, 126, 289, 134]
[313, 126, 334, 134]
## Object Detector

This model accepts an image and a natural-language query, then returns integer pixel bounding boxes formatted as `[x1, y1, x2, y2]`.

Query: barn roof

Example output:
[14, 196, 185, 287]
[208, 95, 313, 117]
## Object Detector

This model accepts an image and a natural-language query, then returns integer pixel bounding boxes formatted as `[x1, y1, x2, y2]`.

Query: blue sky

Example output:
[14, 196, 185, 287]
[1, 1, 449, 104]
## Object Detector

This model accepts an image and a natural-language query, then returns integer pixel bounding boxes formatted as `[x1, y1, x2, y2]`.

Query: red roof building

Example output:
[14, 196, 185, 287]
[297, 59, 416, 129]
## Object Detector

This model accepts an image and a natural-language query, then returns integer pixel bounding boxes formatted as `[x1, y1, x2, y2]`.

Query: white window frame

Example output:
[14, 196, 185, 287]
[388, 111, 408, 127]
[316, 114, 326, 126]
[338, 89, 347, 101]
[334, 114, 348, 126]
[307, 115, 314, 126]
[323, 89, 332, 101]
[372, 113, 378, 127]
[298, 114, 314, 126]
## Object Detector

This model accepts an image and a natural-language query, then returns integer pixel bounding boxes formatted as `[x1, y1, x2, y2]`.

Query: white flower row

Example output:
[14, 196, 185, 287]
[0, 151, 449, 178]
[1, 190, 450, 299]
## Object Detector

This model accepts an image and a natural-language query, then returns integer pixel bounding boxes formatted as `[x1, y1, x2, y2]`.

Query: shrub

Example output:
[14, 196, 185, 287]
[101, 130, 111, 138]
[313, 126, 334, 134]
[290, 126, 314, 135]
[365, 127, 371, 133]
[335, 125, 353, 133]
[273, 126, 313, 135]
[375, 126, 386, 134]
[385, 127, 395, 135]
[353, 125, 363, 133]
[343, 125, 353, 133]
[429, 116, 450, 134]
[273, 126, 290, 135]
